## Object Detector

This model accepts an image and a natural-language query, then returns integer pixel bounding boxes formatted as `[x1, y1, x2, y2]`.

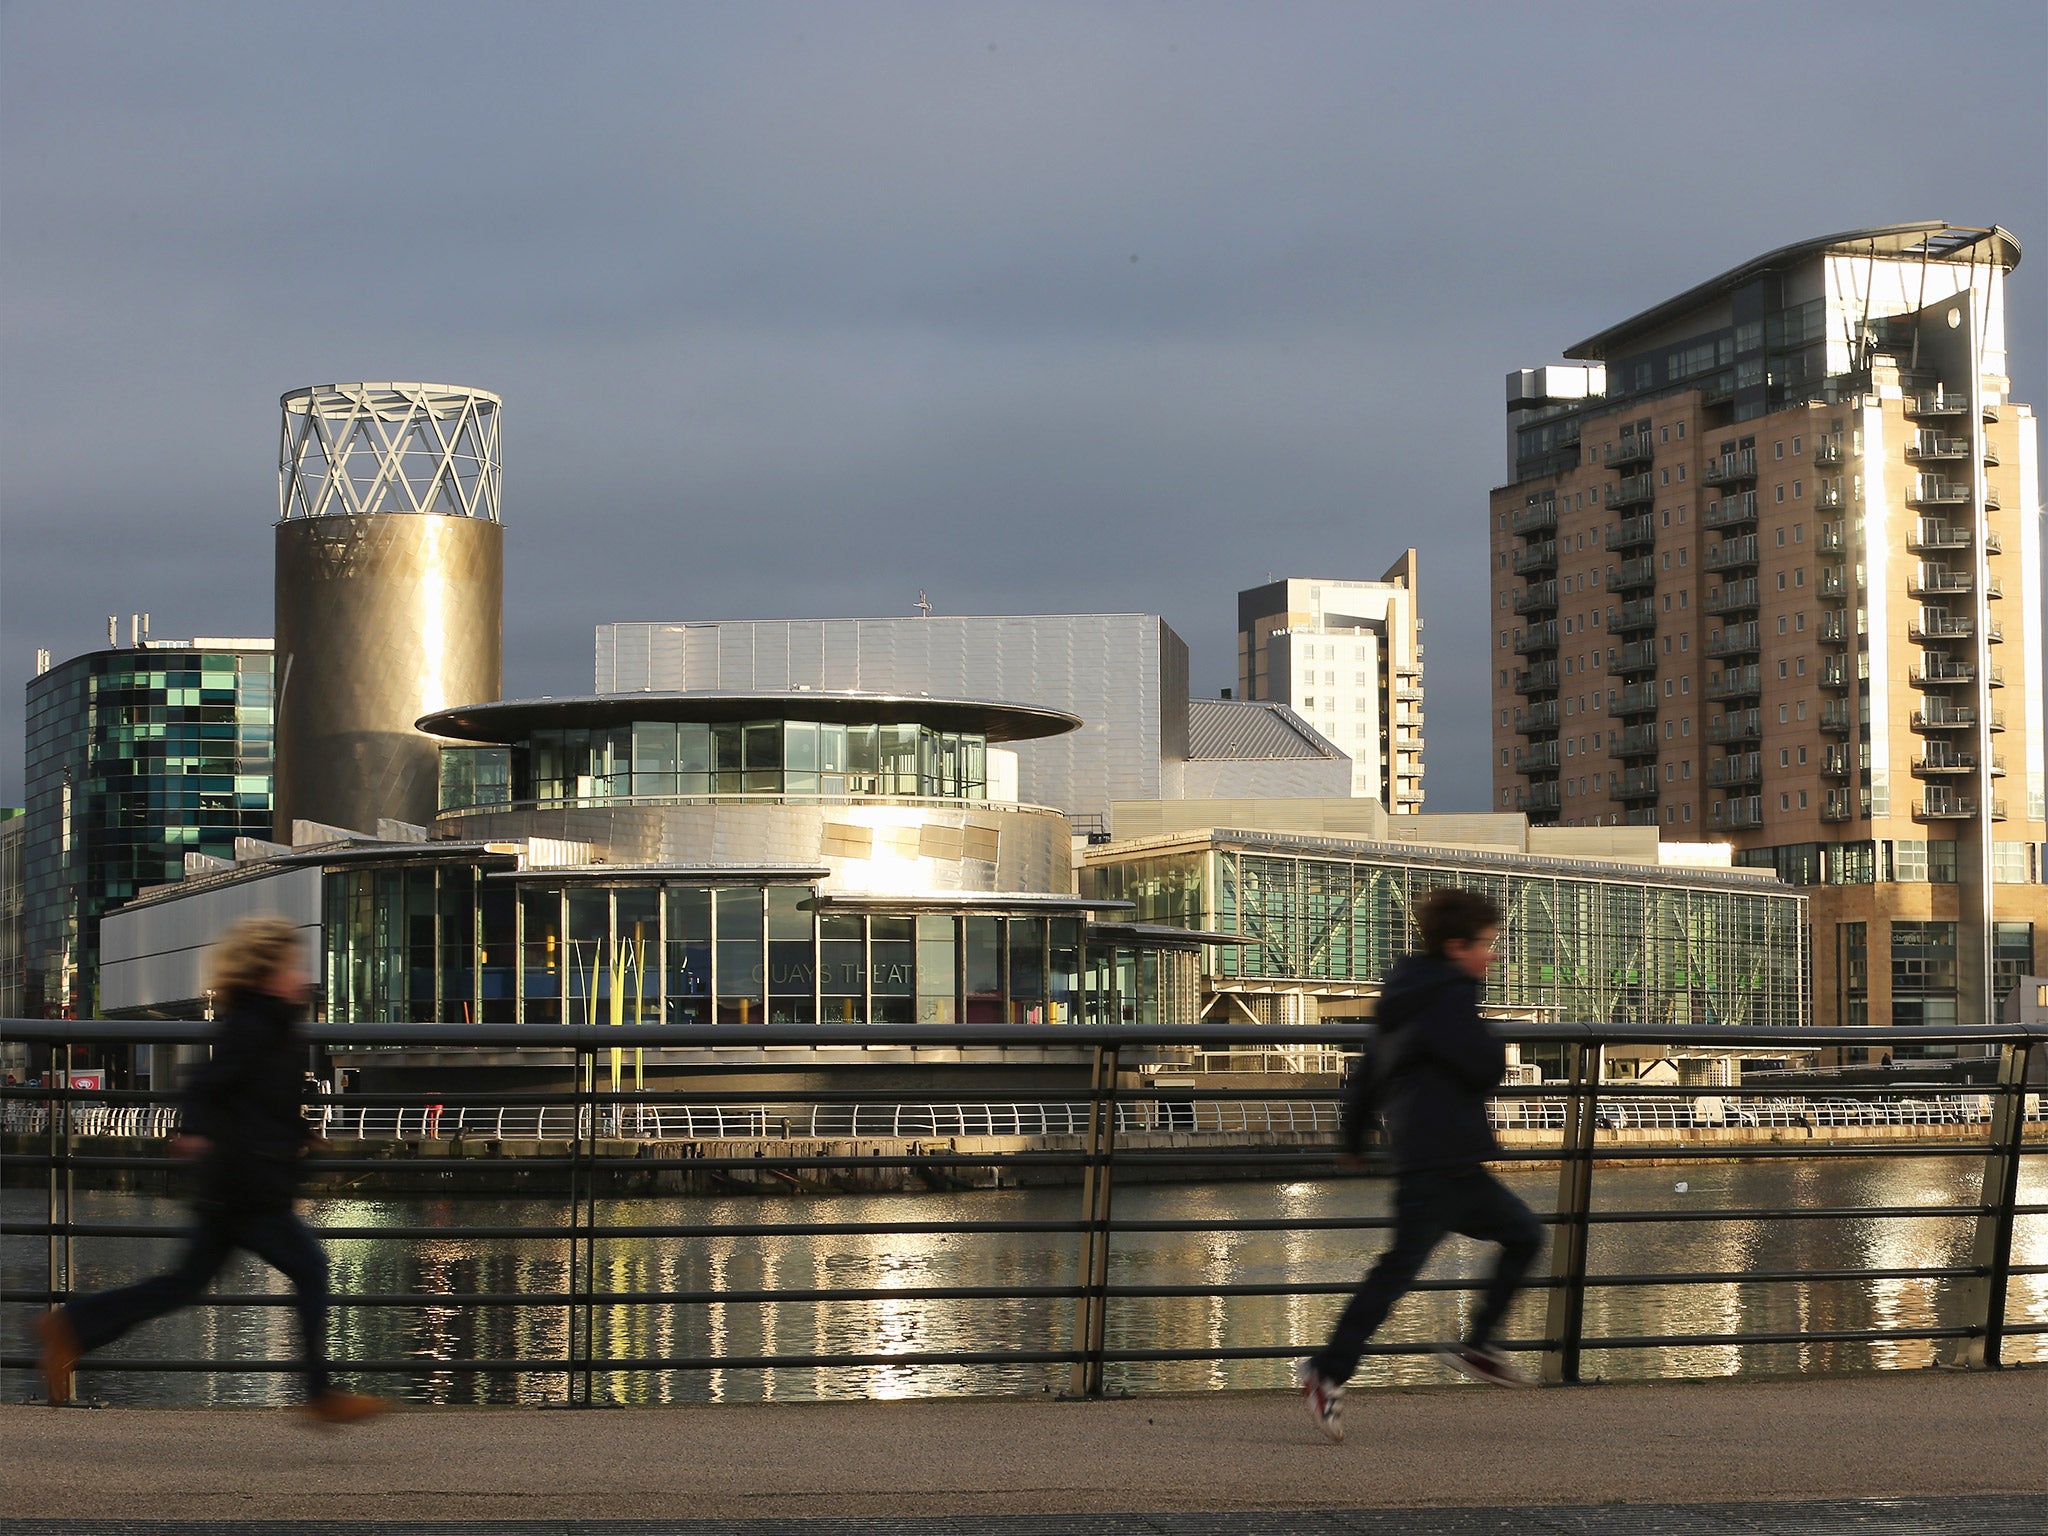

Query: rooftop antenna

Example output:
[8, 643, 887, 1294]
[915, 590, 933, 618]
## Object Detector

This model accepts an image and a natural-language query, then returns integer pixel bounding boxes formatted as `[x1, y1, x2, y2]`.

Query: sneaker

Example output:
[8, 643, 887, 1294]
[1440, 1342, 1536, 1388]
[1293, 1357, 1344, 1442]
[299, 1390, 394, 1425]
[36, 1310, 81, 1407]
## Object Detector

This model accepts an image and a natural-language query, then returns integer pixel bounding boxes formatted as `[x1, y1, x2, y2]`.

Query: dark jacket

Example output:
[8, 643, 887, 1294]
[180, 989, 314, 1210]
[1374, 953, 1507, 1174]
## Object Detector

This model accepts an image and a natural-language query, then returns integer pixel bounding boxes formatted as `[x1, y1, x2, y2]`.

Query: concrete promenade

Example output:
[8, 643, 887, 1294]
[2, 1370, 2042, 1528]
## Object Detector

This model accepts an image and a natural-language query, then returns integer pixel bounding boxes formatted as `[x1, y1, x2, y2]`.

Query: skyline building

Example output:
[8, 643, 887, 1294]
[21, 630, 275, 1017]
[1488, 222, 2044, 1047]
[1235, 553, 1425, 808]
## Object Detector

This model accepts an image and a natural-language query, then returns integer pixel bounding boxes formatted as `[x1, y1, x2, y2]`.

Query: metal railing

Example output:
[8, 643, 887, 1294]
[2, 1018, 2041, 1404]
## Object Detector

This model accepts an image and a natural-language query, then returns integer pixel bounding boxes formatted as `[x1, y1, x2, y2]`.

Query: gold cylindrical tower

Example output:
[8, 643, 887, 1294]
[272, 383, 503, 836]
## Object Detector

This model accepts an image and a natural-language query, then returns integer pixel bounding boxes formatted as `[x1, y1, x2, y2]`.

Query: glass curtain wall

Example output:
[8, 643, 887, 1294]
[440, 722, 990, 811]
[1110, 845, 1806, 1033]
[325, 869, 1097, 1027]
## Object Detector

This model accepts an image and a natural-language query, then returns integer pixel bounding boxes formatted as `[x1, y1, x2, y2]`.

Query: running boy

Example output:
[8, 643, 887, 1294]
[1294, 888, 1544, 1441]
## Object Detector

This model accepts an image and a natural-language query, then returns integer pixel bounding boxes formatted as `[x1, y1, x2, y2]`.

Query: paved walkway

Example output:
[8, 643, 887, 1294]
[4, 1501, 2045, 1536]
[2, 1372, 2041, 1527]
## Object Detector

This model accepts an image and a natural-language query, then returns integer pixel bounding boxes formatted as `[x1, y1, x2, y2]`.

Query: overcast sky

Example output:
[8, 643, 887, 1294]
[3, 1, 2043, 810]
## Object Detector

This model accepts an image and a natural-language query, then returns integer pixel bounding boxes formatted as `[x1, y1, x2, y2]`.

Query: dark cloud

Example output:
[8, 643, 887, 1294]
[4, 1, 2044, 810]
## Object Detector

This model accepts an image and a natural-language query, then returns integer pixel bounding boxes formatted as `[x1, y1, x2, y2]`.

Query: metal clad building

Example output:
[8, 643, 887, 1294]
[597, 615, 1201, 828]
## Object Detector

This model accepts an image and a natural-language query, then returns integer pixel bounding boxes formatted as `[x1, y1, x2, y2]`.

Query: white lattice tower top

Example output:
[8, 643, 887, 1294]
[278, 382, 502, 522]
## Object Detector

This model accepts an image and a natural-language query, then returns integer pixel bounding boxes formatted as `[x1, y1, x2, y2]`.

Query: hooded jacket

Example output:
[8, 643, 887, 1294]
[179, 988, 314, 1210]
[1374, 953, 1507, 1173]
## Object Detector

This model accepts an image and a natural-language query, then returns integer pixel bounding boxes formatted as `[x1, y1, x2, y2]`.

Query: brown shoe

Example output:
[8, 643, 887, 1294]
[36, 1310, 80, 1407]
[300, 1390, 394, 1425]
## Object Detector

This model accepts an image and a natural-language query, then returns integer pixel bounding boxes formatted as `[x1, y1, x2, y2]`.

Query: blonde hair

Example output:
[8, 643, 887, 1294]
[203, 915, 304, 997]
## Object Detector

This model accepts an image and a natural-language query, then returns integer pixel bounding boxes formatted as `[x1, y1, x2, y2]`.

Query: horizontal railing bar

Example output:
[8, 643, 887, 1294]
[3, 1263, 1998, 1312]
[1577, 1325, 1978, 1349]
[8, 1018, 2042, 1049]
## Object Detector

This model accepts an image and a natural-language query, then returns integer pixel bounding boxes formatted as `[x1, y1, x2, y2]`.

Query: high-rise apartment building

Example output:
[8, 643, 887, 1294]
[23, 632, 275, 1017]
[1236, 553, 1425, 808]
[1489, 223, 2043, 1046]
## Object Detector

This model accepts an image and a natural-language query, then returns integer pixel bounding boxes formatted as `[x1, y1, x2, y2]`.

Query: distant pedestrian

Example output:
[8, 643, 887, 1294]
[37, 915, 390, 1424]
[1294, 889, 1544, 1442]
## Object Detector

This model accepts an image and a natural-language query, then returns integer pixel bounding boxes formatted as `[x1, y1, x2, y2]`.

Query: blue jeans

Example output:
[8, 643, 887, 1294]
[62, 1202, 332, 1399]
[1310, 1166, 1544, 1385]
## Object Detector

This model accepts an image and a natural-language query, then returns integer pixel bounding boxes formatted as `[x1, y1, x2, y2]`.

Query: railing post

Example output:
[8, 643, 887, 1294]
[1541, 1038, 1601, 1386]
[43, 1041, 71, 1404]
[1067, 1042, 1121, 1398]
[1947, 1040, 2033, 1369]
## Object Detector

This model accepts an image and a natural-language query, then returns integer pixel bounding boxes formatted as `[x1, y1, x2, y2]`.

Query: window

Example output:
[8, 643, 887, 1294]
[1795, 657, 1806, 676]
[1792, 436, 1802, 454]
[1793, 480, 1802, 499]
[1775, 485, 1785, 503]
[1774, 442, 1785, 460]
[1778, 616, 1789, 634]
[1780, 749, 1791, 767]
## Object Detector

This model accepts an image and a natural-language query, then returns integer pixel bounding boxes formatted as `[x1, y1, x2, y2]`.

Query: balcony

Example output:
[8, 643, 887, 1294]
[1512, 540, 1558, 576]
[1815, 525, 1847, 556]
[1704, 491, 1758, 528]
[1516, 782, 1561, 815]
[1609, 639, 1659, 674]
[1812, 439, 1844, 465]
[1606, 473, 1656, 510]
[1912, 795, 2004, 822]
[1702, 449, 1758, 486]
[1912, 707, 1976, 731]
[1706, 534, 1760, 572]
[1907, 520, 1971, 551]
[1819, 659, 1853, 691]
[1514, 661, 1560, 695]
[1709, 799, 1765, 831]
[1706, 752, 1763, 789]
[1701, 373, 1735, 406]
[1513, 741, 1561, 774]
[1515, 701, 1560, 734]
[1513, 580, 1559, 616]
[1906, 391, 1970, 418]
[1814, 484, 1846, 510]
[1608, 513, 1657, 552]
[1912, 749, 1995, 778]
[1604, 436, 1653, 470]
[1907, 478, 1971, 508]
[1821, 746, 1852, 780]
[1607, 598, 1657, 634]
[1820, 702, 1854, 735]
[1613, 555, 1657, 591]
[1612, 723, 1661, 756]
[1817, 568, 1849, 598]
[1907, 434, 1971, 461]
[1395, 682, 1424, 702]
[1818, 612, 1850, 646]
[1514, 621, 1559, 655]
[1613, 766, 1660, 802]
[1613, 682, 1660, 716]
[1705, 622, 1761, 659]
[1510, 502, 1558, 536]
[1707, 710, 1761, 745]
[1909, 615, 1973, 643]
[1706, 578, 1761, 615]
[1706, 664, 1762, 701]
[1820, 789, 1855, 823]
[1908, 569, 1974, 597]
[1909, 660, 1975, 688]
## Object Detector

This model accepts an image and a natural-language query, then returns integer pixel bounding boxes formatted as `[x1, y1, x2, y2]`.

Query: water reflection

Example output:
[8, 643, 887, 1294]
[3, 1157, 2040, 1406]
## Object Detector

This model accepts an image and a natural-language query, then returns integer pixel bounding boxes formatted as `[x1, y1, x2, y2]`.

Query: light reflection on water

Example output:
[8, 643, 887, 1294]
[4, 1156, 2041, 1406]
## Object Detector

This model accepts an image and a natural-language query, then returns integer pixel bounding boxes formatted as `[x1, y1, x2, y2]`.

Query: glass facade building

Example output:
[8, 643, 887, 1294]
[1085, 830, 1806, 1067]
[22, 640, 274, 1016]
[319, 861, 1194, 1028]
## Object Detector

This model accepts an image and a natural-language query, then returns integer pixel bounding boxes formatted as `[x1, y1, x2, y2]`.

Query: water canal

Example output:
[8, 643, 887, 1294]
[5, 1155, 2042, 1405]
